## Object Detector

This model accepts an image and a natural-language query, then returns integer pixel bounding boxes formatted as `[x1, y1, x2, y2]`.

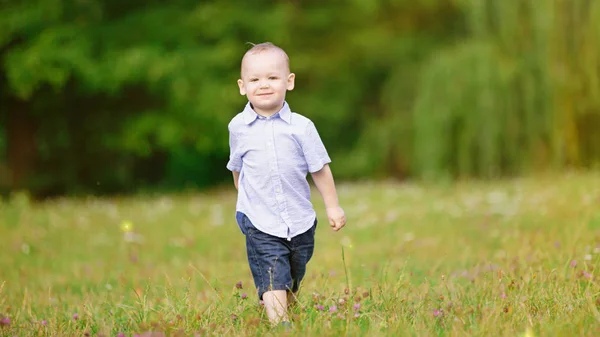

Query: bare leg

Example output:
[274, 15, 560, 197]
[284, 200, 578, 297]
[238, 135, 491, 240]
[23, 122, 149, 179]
[262, 290, 289, 325]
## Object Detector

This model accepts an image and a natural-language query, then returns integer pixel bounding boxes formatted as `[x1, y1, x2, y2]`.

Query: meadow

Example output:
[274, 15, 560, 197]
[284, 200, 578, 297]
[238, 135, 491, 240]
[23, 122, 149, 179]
[1, 171, 600, 336]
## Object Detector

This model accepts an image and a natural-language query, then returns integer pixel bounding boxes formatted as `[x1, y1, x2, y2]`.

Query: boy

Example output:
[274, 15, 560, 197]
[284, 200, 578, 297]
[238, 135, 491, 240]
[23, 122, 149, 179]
[226, 42, 346, 326]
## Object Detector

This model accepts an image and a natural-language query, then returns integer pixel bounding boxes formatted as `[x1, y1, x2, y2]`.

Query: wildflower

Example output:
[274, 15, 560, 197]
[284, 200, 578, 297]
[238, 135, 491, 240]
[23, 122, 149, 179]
[433, 309, 442, 317]
[73, 313, 79, 320]
[338, 298, 346, 305]
[0, 317, 10, 326]
[241, 293, 247, 299]
[353, 303, 361, 311]
[583, 271, 592, 279]
[259, 300, 265, 306]
[121, 220, 134, 233]
[315, 305, 324, 311]
[522, 327, 535, 337]
[500, 292, 507, 299]
[329, 305, 338, 313]
[235, 281, 243, 289]
[570, 260, 577, 268]
[41, 320, 47, 326]
[585, 254, 592, 261]
[353, 313, 360, 319]
[117, 333, 125, 337]
[341, 236, 353, 248]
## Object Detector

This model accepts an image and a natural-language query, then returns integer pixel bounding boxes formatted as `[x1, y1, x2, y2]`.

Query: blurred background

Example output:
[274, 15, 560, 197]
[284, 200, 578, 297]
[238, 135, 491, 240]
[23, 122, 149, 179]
[1, 0, 599, 199]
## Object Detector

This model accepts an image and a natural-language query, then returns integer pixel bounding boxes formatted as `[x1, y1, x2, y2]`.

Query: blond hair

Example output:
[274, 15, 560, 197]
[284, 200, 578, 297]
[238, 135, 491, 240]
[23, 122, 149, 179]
[240, 42, 290, 75]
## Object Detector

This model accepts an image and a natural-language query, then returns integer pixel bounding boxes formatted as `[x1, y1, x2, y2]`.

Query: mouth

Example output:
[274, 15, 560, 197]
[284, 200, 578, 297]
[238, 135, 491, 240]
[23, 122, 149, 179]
[256, 93, 273, 96]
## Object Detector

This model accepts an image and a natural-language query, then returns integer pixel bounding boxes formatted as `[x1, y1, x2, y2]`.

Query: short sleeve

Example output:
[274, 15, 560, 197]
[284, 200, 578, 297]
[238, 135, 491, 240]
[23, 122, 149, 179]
[226, 126, 242, 172]
[301, 121, 331, 173]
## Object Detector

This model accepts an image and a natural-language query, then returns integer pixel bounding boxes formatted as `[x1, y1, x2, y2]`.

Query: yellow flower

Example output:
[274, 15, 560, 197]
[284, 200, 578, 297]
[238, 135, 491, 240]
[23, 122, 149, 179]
[120, 220, 134, 233]
[522, 327, 535, 337]
[340, 236, 353, 248]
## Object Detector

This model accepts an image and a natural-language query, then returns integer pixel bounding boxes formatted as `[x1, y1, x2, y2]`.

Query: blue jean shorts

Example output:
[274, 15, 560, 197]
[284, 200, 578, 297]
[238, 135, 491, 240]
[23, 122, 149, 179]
[236, 212, 317, 300]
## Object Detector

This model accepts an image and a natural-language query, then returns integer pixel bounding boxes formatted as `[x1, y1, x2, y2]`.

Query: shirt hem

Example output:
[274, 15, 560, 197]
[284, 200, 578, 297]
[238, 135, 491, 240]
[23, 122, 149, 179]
[237, 210, 316, 239]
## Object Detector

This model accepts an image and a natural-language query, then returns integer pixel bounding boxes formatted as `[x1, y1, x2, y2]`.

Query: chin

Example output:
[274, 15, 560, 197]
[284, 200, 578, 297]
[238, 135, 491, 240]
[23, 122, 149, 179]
[252, 100, 283, 112]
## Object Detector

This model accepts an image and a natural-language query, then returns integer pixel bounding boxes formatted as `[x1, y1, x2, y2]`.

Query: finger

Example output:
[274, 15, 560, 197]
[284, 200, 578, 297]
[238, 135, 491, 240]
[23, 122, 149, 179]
[328, 219, 335, 228]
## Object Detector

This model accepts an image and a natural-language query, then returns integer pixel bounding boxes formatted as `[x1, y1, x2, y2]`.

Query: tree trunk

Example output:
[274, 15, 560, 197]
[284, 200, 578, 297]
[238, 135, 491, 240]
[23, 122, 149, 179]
[6, 97, 37, 191]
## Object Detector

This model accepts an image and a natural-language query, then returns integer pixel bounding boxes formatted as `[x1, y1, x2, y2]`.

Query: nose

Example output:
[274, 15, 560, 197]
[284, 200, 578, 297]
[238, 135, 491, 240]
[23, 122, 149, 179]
[259, 80, 270, 88]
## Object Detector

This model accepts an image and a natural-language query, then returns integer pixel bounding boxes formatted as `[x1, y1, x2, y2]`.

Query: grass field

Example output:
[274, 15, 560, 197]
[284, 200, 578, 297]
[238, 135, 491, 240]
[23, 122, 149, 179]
[1, 171, 600, 336]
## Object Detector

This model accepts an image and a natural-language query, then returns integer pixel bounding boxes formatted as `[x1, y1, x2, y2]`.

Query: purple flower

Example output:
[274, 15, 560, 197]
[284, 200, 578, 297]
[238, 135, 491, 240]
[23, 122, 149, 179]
[259, 300, 265, 306]
[500, 292, 507, 299]
[235, 281, 243, 289]
[570, 260, 577, 268]
[241, 293, 247, 299]
[353, 303, 361, 311]
[583, 271, 593, 279]
[0, 317, 10, 326]
[117, 333, 125, 337]
[353, 313, 360, 319]
[41, 320, 48, 326]
[433, 309, 442, 317]
[329, 305, 338, 313]
[73, 313, 79, 320]
[316, 305, 324, 311]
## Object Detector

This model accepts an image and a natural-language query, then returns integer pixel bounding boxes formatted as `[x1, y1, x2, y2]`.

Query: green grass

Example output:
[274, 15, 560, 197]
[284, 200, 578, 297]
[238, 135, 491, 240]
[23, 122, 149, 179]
[2, 171, 600, 336]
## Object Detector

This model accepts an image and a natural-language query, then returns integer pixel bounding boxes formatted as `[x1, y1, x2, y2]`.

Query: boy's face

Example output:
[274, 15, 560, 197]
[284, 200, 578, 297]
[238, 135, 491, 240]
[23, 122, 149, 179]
[238, 49, 295, 116]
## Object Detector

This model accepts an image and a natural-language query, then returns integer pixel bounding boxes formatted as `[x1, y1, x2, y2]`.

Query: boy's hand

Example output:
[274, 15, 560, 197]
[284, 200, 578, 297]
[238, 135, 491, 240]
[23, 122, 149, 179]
[326, 206, 346, 231]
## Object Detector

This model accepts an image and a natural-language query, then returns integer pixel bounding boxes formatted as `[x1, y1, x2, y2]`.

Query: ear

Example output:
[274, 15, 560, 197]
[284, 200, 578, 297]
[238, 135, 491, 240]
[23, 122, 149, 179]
[237, 79, 246, 95]
[287, 73, 295, 91]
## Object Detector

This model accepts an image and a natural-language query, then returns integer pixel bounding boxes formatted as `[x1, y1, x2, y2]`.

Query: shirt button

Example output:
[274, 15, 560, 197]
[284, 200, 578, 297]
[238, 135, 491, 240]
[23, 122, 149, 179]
[276, 188, 281, 193]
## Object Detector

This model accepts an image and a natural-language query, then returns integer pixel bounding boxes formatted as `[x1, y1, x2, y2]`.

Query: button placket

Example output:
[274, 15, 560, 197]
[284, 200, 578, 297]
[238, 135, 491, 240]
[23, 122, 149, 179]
[267, 119, 289, 232]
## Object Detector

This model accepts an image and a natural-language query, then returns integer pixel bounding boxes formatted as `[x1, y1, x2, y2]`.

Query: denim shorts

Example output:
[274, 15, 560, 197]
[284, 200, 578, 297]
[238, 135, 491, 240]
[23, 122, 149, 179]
[236, 212, 317, 300]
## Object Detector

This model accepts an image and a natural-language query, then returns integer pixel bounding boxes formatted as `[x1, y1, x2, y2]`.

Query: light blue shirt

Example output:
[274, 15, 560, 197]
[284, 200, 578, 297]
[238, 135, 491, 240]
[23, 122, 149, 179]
[227, 102, 331, 240]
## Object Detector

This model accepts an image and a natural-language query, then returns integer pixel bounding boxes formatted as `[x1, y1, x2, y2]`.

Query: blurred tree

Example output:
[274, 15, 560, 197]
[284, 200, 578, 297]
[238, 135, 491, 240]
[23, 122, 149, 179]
[0, 0, 462, 197]
[413, 0, 600, 180]
[1, 0, 597, 197]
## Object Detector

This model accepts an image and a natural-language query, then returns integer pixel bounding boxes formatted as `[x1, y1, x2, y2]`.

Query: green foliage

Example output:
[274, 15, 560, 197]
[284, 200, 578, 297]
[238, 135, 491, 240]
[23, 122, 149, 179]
[413, 0, 600, 180]
[1, 0, 599, 195]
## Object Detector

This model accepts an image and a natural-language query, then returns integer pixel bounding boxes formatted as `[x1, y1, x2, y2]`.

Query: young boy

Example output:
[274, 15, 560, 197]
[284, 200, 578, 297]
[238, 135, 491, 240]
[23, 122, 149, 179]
[226, 42, 346, 326]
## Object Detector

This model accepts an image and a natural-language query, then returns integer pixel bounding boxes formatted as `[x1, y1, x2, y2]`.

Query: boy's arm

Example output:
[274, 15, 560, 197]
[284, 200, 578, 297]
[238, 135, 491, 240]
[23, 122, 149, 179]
[232, 171, 240, 190]
[311, 164, 346, 231]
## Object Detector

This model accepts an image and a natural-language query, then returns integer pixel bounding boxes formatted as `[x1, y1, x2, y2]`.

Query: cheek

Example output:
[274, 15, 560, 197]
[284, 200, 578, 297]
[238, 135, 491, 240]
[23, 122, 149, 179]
[246, 84, 258, 93]
[274, 82, 288, 92]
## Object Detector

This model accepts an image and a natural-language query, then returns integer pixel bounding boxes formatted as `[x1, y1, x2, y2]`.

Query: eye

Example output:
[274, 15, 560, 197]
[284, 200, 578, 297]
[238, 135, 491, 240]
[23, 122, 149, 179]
[249, 78, 258, 82]
[269, 76, 279, 80]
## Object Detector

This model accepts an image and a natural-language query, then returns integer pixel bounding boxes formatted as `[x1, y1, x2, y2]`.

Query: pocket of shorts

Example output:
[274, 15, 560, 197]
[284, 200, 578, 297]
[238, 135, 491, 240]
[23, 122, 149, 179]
[236, 211, 247, 235]
[242, 215, 259, 237]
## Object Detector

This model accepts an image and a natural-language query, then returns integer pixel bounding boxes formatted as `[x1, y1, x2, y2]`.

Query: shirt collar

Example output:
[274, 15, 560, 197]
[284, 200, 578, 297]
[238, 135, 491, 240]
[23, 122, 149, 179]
[242, 102, 291, 125]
